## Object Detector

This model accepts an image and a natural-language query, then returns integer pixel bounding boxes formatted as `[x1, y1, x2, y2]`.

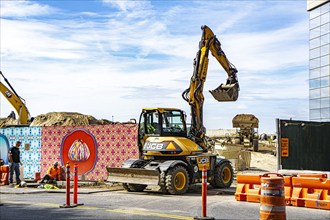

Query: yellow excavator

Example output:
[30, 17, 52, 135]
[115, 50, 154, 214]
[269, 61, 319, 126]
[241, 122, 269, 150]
[0, 71, 31, 125]
[107, 25, 239, 195]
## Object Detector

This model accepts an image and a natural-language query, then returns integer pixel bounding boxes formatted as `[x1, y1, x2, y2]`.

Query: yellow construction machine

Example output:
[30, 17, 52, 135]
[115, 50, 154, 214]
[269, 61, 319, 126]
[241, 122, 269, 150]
[0, 71, 31, 125]
[232, 114, 259, 151]
[107, 25, 239, 194]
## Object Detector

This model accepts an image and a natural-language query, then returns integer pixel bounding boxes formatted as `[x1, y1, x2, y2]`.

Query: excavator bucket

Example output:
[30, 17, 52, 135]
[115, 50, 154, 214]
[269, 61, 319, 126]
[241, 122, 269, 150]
[209, 83, 239, 102]
[106, 167, 159, 185]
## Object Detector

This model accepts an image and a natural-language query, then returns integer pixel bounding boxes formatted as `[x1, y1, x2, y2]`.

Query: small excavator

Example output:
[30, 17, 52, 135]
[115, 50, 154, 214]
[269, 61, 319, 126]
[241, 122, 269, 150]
[0, 71, 31, 126]
[107, 25, 239, 195]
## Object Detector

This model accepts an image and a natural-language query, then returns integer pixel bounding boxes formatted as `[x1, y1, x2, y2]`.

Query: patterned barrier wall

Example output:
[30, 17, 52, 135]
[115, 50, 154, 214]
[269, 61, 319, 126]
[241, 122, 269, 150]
[0, 126, 42, 179]
[0, 123, 139, 181]
[41, 124, 139, 181]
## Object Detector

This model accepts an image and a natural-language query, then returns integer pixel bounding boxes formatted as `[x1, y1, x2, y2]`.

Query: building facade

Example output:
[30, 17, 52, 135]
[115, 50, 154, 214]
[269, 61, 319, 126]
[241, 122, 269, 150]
[308, 0, 330, 121]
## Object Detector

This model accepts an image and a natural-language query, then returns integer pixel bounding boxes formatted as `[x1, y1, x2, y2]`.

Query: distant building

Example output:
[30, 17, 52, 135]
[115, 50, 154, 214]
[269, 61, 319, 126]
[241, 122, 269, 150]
[307, 0, 330, 121]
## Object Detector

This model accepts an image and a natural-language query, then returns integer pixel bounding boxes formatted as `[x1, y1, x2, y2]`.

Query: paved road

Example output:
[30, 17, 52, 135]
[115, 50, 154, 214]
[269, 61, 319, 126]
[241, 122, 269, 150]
[1, 186, 329, 219]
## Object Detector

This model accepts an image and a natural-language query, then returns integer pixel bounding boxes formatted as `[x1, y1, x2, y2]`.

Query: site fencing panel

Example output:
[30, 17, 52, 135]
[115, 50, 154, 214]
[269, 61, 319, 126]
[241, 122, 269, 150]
[277, 119, 330, 171]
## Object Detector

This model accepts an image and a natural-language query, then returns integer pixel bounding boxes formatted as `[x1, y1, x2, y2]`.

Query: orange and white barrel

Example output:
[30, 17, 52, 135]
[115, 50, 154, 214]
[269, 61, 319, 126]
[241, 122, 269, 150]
[260, 173, 286, 220]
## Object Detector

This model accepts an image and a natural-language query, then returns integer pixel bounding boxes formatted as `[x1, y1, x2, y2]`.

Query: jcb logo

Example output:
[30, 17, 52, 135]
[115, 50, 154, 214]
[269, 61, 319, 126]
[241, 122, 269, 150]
[144, 142, 164, 150]
[198, 157, 209, 164]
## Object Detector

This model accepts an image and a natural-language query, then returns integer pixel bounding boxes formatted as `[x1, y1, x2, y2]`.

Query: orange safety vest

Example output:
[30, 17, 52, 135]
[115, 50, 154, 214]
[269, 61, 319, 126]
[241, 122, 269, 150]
[47, 166, 60, 180]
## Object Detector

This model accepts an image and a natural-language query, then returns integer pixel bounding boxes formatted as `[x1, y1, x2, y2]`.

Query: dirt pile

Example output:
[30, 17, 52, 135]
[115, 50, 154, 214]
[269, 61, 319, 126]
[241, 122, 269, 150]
[30, 112, 114, 126]
[0, 118, 19, 128]
[0, 112, 114, 127]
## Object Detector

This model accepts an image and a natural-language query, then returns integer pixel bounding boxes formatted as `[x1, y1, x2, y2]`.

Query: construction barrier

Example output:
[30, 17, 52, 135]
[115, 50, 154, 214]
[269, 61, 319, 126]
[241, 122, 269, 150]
[59, 163, 77, 208]
[260, 173, 286, 220]
[283, 176, 292, 206]
[0, 165, 9, 185]
[235, 172, 329, 210]
[194, 165, 215, 220]
[235, 174, 261, 203]
[291, 177, 330, 210]
[73, 164, 83, 206]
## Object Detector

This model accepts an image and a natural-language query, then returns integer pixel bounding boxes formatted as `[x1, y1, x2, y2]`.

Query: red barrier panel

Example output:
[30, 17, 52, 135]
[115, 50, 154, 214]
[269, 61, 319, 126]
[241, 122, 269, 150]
[291, 177, 330, 210]
[0, 165, 10, 185]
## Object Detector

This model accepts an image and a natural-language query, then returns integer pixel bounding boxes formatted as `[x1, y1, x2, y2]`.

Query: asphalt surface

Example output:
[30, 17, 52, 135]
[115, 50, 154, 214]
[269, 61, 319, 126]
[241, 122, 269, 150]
[1, 183, 329, 220]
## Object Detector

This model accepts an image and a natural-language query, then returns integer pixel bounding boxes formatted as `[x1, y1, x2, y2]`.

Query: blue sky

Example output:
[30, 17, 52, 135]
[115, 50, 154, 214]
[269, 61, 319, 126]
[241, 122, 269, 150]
[0, 0, 309, 133]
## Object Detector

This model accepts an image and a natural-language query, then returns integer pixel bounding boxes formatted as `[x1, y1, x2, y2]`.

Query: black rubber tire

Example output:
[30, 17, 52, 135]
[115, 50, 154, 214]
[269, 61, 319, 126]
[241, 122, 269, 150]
[159, 171, 168, 194]
[165, 166, 189, 195]
[253, 139, 259, 152]
[210, 162, 234, 188]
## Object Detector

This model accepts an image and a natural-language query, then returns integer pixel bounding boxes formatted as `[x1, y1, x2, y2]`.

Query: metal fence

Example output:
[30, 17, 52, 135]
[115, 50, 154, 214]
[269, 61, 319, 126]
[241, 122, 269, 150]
[277, 119, 330, 172]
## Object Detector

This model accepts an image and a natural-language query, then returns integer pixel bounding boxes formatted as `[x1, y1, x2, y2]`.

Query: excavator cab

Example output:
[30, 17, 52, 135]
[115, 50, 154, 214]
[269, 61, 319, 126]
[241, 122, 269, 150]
[137, 108, 187, 155]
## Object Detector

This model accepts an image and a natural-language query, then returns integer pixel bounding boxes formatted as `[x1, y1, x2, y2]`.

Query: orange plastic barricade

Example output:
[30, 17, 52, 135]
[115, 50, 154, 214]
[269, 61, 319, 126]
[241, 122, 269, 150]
[0, 165, 10, 185]
[291, 177, 330, 210]
[235, 174, 261, 203]
[298, 173, 327, 178]
[283, 176, 292, 206]
[260, 173, 286, 220]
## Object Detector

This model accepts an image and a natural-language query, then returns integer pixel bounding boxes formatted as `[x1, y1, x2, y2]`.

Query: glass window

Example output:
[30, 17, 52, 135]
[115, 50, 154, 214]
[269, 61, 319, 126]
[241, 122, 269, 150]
[321, 76, 330, 87]
[310, 68, 320, 79]
[310, 109, 320, 119]
[310, 98, 320, 109]
[310, 37, 320, 49]
[321, 3, 330, 14]
[310, 57, 320, 69]
[321, 87, 329, 97]
[321, 65, 329, 77]
[310, 16, 321, 29]
[321, 107, 330, 119]
[321, 97, 330, 108]
[321, 23, 330, 35]
[310, 47, 320, 59]
[310, 27, 320, 39]
[310, 78, 321, 89]
[310, 88, 321, 99]
[145, 111, 159, 134]
[321, 12, 330, 25]
[321, 55, 329, 66]
[320, 33, 329, 46]
[310, 7, 320, 19]
[321, 44, 329, 56]
[162, 110, 185, 135]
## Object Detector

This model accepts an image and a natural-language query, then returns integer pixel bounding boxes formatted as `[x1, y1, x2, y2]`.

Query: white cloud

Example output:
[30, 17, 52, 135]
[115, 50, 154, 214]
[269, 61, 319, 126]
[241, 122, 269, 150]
[0, 0, 311, 133]
[1, 0, 55, 17]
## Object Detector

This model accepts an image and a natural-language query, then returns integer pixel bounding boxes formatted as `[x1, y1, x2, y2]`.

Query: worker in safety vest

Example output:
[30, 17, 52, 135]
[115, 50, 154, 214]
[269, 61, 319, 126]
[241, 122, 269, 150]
[40, 162, 61, 184]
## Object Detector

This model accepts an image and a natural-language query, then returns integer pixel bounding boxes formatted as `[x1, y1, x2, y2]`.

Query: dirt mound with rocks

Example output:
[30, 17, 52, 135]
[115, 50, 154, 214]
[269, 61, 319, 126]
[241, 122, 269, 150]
[0, 118, 19, 128]
[0, 112, 114, 127]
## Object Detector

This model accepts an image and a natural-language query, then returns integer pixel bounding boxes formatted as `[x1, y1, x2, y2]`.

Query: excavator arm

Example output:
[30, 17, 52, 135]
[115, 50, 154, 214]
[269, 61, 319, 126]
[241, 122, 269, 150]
[0, 71, 30, 125]
[182, 25, 239, 150]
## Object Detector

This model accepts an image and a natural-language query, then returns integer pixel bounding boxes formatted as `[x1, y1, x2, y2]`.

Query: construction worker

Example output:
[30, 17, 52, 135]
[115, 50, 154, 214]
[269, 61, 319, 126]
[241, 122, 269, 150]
[40, 162, 61, 184]
[9, 141, 22, 185]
